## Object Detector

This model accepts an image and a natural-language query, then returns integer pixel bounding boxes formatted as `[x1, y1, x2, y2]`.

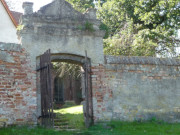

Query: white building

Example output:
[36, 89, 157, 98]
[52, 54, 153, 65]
[0, 0, 22, 43]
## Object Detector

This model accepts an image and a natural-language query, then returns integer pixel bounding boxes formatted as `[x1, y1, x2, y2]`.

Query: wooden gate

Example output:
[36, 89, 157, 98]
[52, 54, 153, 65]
[38, 50, 93, 128]
[39, 49, 54, 127]
[84, 51, 93, 128]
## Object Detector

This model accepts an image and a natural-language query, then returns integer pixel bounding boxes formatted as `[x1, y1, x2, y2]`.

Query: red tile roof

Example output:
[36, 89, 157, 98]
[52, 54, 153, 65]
[11, 10, 22, 25]
[0, 0, 22, 27]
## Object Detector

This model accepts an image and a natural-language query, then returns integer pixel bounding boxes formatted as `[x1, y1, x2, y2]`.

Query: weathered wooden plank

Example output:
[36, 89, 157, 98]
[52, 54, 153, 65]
[84, 50, 93, 128]
[39, 49, 54, 128]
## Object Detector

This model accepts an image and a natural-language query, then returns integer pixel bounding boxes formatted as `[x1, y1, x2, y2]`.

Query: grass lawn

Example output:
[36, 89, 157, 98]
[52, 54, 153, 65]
[54, 105, 85, 129]
[1, 105, 180, 135]
[1, 121, 180, 135]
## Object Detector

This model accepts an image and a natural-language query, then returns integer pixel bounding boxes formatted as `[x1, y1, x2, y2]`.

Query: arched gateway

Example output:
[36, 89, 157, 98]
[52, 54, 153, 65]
[1, 0, 179, 128]
[18, 0, 104, 127]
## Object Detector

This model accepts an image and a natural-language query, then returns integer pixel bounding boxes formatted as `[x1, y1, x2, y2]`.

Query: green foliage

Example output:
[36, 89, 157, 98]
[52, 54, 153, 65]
[98, 0, 180, 57]
[53, 62, 81, 79]
[84, 21, 95, 32]
[77, 22, 95, 32]
[99, 23, 109, 38]
[66, 0, 107, 12]
[77, 25, 84, 30]
[66, 0, 94, 12]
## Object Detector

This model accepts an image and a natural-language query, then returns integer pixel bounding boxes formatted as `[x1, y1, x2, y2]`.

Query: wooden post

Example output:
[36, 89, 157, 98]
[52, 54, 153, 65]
[85, 50, 90, 128]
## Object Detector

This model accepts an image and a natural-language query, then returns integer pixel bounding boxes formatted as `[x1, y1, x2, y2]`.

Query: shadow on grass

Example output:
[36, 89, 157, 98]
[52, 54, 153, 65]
[0, 126, 73, 135]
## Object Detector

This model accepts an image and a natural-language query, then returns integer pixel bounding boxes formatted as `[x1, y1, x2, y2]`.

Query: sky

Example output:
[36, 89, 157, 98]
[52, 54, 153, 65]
[6, 0, 53, 12]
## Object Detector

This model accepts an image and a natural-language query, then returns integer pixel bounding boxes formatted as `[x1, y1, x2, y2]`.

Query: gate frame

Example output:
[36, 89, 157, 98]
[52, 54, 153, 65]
[36, 52, 94, 128]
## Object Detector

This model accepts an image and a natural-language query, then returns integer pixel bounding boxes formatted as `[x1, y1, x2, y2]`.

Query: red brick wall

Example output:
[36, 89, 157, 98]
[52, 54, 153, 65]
[1, 43, 180, 125]
[0, 43, 37, 126]
[91, 64, 113, 121]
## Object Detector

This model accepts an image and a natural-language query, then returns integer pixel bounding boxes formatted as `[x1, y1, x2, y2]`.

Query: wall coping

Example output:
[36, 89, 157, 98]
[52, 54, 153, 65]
[105, 55, 180, 66]
[0, 42, 22, 52]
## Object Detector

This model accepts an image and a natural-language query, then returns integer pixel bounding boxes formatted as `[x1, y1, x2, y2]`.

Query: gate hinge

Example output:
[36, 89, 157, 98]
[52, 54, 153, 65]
[36, 65, 48, 71]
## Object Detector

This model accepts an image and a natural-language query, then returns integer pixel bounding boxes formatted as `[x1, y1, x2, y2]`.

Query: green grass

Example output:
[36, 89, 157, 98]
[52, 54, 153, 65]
[0, 126, 72, 135]
[1, 121, 180, 135]
[87, 121, 180, 135]
[54, 105, 85, 129]
[1, 105, 180, 135]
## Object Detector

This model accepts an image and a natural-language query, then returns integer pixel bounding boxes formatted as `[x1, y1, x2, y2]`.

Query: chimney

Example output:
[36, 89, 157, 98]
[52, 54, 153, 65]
[22, 2, 33, 15]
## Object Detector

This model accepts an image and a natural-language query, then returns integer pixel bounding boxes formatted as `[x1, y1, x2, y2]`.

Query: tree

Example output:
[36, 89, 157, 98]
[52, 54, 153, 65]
[66, 0, 94, 12]
[66, 0, 107, 12]
[98, 0, 180, 57]
[6, 0, 180, 57]
[53, 62, 81, 79]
